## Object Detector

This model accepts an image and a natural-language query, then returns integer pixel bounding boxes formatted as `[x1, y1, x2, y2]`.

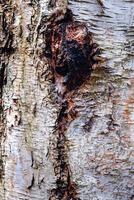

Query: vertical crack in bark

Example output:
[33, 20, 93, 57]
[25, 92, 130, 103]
[49, 97, 79, 200]
[44, 3, 100, 199]
[0, 63, 5, 181]
[0, 0, 15, 182]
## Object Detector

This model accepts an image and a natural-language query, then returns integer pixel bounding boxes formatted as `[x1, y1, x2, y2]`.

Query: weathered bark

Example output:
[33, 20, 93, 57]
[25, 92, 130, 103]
[0, 0, 134, 200]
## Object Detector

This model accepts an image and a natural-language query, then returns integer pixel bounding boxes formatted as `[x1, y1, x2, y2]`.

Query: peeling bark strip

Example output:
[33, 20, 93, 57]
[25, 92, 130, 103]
[45, 1, 100, 199]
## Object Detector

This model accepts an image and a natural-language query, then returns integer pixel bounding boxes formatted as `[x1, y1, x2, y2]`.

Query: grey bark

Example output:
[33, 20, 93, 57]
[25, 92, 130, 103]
[0, 0, 134, 200]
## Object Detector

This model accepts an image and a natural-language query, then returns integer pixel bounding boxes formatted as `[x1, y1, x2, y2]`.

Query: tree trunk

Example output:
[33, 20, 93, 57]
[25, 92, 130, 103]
[0, 0, 134, 200]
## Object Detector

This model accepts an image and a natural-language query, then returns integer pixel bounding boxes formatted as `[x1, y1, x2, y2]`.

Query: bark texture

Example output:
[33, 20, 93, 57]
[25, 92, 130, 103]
[0, 0, 134, 200]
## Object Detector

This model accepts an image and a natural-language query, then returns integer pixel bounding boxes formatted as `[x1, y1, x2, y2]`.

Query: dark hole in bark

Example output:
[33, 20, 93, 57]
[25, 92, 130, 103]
[45, 9, 99, 92]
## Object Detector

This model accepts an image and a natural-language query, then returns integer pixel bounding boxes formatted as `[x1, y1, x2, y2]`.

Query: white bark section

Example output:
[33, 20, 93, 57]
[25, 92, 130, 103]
[1, 0, 57, 199]
[67, 0, 134, 200]
[0, 0, 134, 200]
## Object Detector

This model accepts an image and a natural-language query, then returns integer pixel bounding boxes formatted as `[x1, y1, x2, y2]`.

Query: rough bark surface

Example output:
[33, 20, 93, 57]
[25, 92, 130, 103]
[0, 0, 134, 200]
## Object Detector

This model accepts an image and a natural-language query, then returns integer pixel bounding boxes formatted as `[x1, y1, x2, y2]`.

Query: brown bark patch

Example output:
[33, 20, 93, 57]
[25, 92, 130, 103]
[45, 9, 99, 94]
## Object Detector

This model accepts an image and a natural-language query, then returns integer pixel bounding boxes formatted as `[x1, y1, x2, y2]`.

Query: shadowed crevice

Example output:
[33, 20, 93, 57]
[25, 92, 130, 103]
[0, 1, 15, 182]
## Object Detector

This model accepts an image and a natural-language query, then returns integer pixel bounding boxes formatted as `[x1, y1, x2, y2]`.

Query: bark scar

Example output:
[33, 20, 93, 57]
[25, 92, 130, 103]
[44, 5, 100, 200]
[45, 9, 99, 94]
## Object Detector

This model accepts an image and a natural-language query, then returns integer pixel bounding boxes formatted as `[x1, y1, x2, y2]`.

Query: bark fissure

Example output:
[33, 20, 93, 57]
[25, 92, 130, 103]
[49, 98, 79, 199]
[0, 0, 15, 183]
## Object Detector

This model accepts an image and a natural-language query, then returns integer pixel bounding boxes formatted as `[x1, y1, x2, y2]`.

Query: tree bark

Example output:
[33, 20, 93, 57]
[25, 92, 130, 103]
[0, 0, 134, 200]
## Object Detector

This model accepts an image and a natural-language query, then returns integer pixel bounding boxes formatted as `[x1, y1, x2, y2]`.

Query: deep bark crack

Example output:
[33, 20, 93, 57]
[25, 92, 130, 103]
[49, 97, 79, 200]
[0, 1, 15, 182]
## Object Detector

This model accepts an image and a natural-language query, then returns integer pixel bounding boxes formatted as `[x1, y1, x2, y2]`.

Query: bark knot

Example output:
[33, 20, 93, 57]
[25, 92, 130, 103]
[45, 9, 99, 94]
